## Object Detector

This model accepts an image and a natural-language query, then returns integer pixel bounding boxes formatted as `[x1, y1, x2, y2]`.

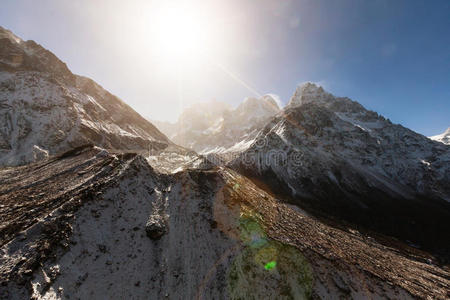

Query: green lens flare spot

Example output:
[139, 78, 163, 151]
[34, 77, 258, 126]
[264, 261, 276, 270]
[233, 183, 240, 191]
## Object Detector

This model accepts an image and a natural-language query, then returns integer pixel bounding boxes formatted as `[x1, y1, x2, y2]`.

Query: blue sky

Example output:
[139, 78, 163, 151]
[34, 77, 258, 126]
[1, 0, 449, 135]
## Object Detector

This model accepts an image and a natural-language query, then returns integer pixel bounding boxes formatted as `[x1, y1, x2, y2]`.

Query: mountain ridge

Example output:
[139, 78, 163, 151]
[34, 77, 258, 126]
[230, 82, 450, 257]
[0, 26, 170, 166]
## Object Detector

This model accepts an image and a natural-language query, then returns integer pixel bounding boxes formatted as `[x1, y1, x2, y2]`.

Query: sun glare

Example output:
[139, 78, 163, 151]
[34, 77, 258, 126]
[154, 3, 211, 65]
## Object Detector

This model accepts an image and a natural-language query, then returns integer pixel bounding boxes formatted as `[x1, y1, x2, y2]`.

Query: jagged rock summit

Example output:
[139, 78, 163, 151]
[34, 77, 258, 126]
[232, 83, 450, 257]
[287, 82, 334, 107]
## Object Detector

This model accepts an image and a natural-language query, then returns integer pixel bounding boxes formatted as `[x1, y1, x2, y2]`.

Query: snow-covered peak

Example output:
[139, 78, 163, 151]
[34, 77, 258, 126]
[430, 127, 450, 145]
[261, 94, 280, 108]
[236, 95, 280, 119]
[156, 95, 281, 154]
[179, 101, 231, 122]
[287, 82, 334, 107]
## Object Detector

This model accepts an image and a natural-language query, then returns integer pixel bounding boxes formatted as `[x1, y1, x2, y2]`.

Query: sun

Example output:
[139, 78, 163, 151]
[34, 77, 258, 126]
[153, 3, 211, 65]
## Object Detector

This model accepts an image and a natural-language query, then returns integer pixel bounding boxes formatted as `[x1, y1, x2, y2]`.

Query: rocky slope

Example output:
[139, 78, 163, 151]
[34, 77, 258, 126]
[0, 26, 170, 166]
[154, 95, 280, 155]
[430, 127, 450, 145]
[231, 82, 450, 258]
[1, 146, 449, 299]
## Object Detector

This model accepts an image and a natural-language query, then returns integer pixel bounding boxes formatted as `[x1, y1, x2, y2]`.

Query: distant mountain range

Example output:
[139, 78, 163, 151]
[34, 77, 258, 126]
[153, 95, 280, 155]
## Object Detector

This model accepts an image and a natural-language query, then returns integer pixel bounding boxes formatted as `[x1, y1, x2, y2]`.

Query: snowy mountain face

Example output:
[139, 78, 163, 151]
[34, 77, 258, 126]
[231, 82, 450, 257]
[430, 127, 450, 145]
[0, 26, 170, 166]
[2, 146, 449, 299]
[154, 95, 280, 155]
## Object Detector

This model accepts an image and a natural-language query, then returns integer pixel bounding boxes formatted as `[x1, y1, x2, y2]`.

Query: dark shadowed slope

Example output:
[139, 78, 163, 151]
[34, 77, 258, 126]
[231, 83, 450, 259]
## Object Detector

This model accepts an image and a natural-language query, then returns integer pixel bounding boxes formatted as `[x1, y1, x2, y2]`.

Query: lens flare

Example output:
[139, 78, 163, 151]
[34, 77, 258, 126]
[264, 261, 277, 270]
